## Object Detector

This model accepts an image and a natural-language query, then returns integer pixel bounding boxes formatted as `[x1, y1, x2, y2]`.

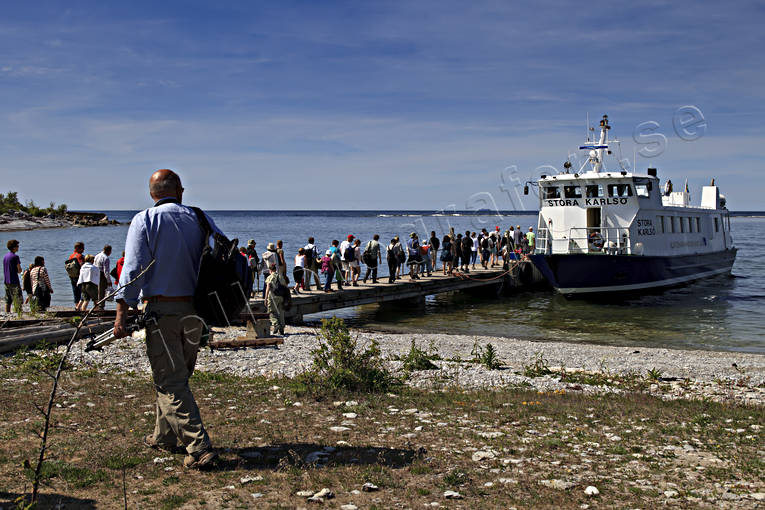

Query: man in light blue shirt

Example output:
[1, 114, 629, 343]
[113, 169, 221, 470]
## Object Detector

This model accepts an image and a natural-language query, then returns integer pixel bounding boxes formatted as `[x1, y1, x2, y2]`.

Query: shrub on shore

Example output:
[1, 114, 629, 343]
[296, 317, 401, 394]
[0, 191, 68, 217]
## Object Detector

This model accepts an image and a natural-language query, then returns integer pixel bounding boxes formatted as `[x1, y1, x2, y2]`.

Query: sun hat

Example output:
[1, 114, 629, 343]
[247, 239, 256, 246]
[267, 242, 276, 251]
[410, 232, 417, 238]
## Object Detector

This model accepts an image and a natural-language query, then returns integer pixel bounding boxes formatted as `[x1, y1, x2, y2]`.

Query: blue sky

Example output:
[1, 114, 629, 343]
[1, 0, 764, 210]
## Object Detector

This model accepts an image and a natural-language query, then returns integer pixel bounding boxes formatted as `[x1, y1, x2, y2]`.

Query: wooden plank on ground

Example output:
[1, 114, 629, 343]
[209, 337, 284, 349]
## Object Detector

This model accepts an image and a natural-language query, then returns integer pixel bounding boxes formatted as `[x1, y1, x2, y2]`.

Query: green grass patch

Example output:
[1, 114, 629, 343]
[26, 460, 107, 489]
[159, 494, 190, 510]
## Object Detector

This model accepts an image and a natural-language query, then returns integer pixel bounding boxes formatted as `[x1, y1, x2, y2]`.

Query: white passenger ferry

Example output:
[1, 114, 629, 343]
[527, 114, 736, 295]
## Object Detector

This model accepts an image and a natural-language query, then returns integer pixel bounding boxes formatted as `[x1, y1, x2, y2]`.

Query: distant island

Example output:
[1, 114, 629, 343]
[0, 191, 119, 232]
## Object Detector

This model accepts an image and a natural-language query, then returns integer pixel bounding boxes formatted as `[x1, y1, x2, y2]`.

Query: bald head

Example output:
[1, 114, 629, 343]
[149, 169, 183, 202]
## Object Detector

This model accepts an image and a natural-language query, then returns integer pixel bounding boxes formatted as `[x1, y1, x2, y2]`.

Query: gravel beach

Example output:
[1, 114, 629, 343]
[65, 325, 765, 406]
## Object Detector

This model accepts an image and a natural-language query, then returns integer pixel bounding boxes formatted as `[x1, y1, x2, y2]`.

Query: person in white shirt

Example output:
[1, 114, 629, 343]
[303, 237, 321, 291]
[93, 245, 112, 309]
[76, 254, 101, 311]
[293, 248, 306, 293]
[339, 234, 354, 282]
[261, 243, 279, 298]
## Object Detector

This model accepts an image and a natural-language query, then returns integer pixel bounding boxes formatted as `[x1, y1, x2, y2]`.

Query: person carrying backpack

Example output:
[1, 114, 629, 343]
[340, 234, 355, 282]
[30, 256, 53, 311]
[113, 169, 223, 470]
[303, 237, 322, 291]
[386, 238, 401, 284]
[65, 242, 85, 307]
[265, 261, 289, 335]
[21, 263, 34, 305]
[362, 234, 382, 284]
[406, 232, 421, 280]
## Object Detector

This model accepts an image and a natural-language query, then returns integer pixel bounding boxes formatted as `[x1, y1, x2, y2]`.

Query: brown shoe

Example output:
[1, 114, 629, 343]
[143, 435, 184, 455]
[183, 449, 218, 469]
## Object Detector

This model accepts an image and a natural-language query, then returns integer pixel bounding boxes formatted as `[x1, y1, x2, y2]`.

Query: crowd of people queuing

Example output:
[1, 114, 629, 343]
[2, 224, 536, 325]
[2, 238, 125, 314]
[237, 225, 537, 332]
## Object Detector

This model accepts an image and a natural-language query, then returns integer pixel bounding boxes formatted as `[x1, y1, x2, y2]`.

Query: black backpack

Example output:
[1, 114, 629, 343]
[191, 207, 248, 326]
[344, 245, 356, 262]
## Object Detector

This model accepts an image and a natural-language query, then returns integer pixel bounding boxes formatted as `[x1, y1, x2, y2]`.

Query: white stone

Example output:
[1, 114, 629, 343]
[477, 431, 504, 439]
[472, 450, 496, 462]
[336, 440, 351, 447]
[584, 486, 599, 496]
[251, 493, 263, 499]
[329, 426, 351, 432]
[484, 482, 494, 487]
[539, 479, 575, 490]
[341, 505, 358, 510]
[152, 456, 173, 464]
[443, 490, 463, 499]
[342, 412, 358, 419]
[751, 493, 765, 501]
[664, 490, 679, 498]
[313, 488, 334, 499]
[240, 475, 263, 484]
[345, 400, 359, 406]
[296, 490, 314, 497]
[403, 408, 419, 414]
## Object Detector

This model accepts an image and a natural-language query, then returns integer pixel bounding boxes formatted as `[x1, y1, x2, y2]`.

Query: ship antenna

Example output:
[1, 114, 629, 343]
[586, 112, 589, 142]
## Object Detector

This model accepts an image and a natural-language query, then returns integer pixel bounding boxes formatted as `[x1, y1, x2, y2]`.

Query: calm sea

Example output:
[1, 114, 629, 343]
[4, 210, 764, 353]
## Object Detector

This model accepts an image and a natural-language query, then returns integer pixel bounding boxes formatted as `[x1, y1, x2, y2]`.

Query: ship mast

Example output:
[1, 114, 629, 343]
[592, 115, 610, 173]
[579, 114, 611, 174]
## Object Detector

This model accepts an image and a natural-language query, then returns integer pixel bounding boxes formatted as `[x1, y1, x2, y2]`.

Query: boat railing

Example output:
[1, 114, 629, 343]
[536, 227, 631, 255]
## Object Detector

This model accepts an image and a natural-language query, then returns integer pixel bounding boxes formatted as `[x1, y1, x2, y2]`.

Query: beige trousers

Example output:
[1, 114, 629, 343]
[267, 294, 285, 334]
[144, 301, 211, 455]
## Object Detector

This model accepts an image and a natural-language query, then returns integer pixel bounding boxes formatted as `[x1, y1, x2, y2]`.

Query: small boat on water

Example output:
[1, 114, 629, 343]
[527, 114, 737, 295]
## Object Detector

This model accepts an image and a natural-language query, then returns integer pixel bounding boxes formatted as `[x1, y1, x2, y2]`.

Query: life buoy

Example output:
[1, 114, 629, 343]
[589, 232, 604, 251]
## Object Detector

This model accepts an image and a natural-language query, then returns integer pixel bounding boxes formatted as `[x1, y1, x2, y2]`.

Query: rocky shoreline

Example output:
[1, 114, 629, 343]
[0, 210, 119, 232]
[65, 325, 765, 406]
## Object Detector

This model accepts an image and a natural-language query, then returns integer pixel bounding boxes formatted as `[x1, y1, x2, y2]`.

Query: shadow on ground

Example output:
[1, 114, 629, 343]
[215, 442, 423, 471]
[0, 491, 97, 509]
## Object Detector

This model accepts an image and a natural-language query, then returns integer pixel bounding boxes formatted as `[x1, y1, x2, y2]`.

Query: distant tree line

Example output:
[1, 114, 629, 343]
[0, 191, 68, 217]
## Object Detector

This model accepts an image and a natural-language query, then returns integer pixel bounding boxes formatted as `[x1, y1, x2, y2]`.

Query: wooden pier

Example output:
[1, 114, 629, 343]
[243, 260, 545, 324]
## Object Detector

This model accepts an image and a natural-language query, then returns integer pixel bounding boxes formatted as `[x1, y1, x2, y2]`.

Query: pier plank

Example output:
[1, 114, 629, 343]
[242, 261, 544, 322]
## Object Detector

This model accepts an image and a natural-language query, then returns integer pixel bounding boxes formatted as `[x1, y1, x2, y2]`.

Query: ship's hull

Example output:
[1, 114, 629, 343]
[528, 249, 737, 295]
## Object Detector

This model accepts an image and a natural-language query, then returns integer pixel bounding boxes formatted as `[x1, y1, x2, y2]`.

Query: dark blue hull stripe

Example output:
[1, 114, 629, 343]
[528, 249, 737, 294]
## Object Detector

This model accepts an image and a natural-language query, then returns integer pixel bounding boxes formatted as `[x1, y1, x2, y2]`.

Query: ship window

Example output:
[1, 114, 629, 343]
[680, 217, 685, 233]
[658, 216, 665, 234]
[607, 183, 633, 197]
[696, 217, 700, 232]
[635, 184, 650, 198]
[564, 185, 582, 199]
[714, 217, 719, 232]
[688, 217, 693, 232]
[585, 185, 604, 198]
[670, 217, 676, 233]
[543, 187, 560, 199]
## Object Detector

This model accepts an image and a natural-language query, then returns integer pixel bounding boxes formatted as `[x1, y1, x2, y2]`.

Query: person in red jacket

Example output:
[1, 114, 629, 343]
[67, 242, 85, 307]
[114, 251, 125, 284]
